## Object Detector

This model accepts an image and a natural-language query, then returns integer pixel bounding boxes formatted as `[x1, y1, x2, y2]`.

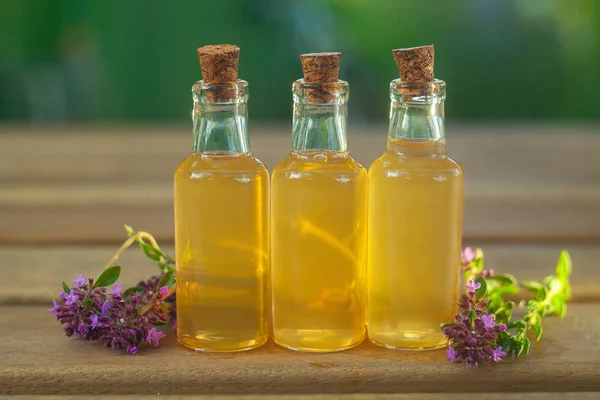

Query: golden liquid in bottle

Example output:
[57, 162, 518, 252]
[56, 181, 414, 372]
[271, 151, 367, 352]
[367, 138, 463, 350]
[174, 153, 269, 352]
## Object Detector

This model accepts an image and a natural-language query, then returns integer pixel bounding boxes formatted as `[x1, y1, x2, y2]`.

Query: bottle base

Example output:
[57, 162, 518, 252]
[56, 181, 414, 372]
[178, 336, 267, 353]
[274, 338, 363, 353]
[368, 330, 449, 351]
[273, 328, 364, 353]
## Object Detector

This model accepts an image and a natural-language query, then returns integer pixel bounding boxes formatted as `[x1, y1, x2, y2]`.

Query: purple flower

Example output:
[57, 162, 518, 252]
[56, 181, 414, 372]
[64, 289, 79, 306]
[101, 300, 112, 316]
[442, 282, 508, 367]
[492, 346, 507, 362]
[466, 280, 481, 294]
[111, 283, 123, 296]
[51, 272, 176, 355]
[90, 314, 101, 329]
[462, 247, 477, 263]
[77, 323, 88, 337]
[73, 274, 87, 288]
[136, 275, 177, 330]
[481, 314, 495, 330]
[48, 299, 60, 316]
[482, 268, 495, 277]
[146, 327, 166, 348]
[159, 286, 169, 298]
[446, 346, 457, 362]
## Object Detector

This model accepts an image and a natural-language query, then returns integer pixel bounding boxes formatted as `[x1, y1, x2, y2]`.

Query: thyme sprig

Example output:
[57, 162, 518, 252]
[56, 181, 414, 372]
[49, 226, 176, 354]
[444, 248, 572, 365]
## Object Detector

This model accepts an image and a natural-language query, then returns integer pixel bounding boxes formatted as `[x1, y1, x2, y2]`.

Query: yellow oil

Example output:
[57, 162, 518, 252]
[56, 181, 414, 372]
[174, 152, 269, 352]
[271, 151, 367, 352]
[367, 138, 463, 350]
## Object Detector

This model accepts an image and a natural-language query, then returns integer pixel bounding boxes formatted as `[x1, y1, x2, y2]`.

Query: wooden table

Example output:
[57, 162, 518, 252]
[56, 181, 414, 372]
[1, 124, 599, 398]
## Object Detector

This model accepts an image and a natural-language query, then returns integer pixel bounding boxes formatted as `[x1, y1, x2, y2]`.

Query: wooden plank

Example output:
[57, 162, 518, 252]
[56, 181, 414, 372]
[2, 304, 599, 395]
[3, 394, 600, 399]
[2, 124, 600, 184]
[1, 243, 597, 305]
[1, 125, 600, 244]
[1, 181, 599, 244]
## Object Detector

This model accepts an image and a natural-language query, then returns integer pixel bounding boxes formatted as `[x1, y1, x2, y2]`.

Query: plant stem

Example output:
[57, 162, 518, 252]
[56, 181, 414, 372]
[102, 231, 162, 271]
[139, 285, 176, 316]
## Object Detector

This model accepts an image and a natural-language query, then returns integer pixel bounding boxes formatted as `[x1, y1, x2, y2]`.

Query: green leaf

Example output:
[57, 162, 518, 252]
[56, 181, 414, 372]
[123, 286, 145, 298]
[514, 339, 525, 356]
[95, 266, 121, 288]
[520, 280, 544, 295]
[468, 310, 477, 327]
[475, 276, 487, 300]
[506, 320, 521, 329]
[139, 241, 163, 261]
[152, 319, 168, 326]
[83, 300, 93, 309]
[522, 337, 531, 356]
[157, 270, 176, 290]
[487, 274, 517, 286]
[548, 278, 562, 291]
[62, 282, 70, 294]
[537, 287, 548, 301]
[441, 322, 454, 331]
[532, 322, 543, 341]
[551, 296, 566, 317]
[555, 250, 572, 281]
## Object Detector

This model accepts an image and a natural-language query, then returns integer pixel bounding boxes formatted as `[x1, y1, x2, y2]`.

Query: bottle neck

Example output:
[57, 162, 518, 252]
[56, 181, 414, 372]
[291, 78, 349, 152]
[387, 79, 447, 156]
[192, 80, 250, 154]
[292, 103, 348, 152]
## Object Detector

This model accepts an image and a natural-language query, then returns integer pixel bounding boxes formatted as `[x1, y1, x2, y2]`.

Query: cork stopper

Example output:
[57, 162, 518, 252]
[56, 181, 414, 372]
[392, 45, 434, 83]
[392, 45, 436, 98]
[197, 44, 240, 102]
[299, 52, 342, 104]
[300, 52, 341, 83]
[197, 44, 239, 83]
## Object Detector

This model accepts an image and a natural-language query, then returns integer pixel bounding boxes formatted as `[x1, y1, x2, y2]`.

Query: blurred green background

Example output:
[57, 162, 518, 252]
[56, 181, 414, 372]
[1, 0, 599, 123]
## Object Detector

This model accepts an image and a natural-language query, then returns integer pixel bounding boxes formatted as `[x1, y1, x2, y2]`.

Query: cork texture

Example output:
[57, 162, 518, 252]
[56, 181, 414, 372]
[392, 45, 434, 83]
[299, 52, 342, 104]
[197, 44, 240, 83]
[197, 44, 240, 102]
[300, 52, 341, 83]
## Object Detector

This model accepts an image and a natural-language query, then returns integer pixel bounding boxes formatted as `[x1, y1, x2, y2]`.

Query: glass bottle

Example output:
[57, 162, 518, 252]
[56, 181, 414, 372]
[174, 79, 270, 352]
[367, 77, 464, 350]
[271, 77, 367, 352]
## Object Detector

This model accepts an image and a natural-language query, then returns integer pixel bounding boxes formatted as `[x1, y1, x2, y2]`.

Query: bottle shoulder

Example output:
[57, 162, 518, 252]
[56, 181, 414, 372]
[272, 152, 366, 184]
[175, 153, 268, 179]
[273, 152, 365, 173]
[369, 151, 463, 177]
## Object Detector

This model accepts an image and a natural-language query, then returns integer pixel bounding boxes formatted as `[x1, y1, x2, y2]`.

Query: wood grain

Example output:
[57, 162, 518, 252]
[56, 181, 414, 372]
[1, 304, 599, 395]
[1, 125, 600, 244]
[1, 243, 598, 305]
[4, 394, 600, 400]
